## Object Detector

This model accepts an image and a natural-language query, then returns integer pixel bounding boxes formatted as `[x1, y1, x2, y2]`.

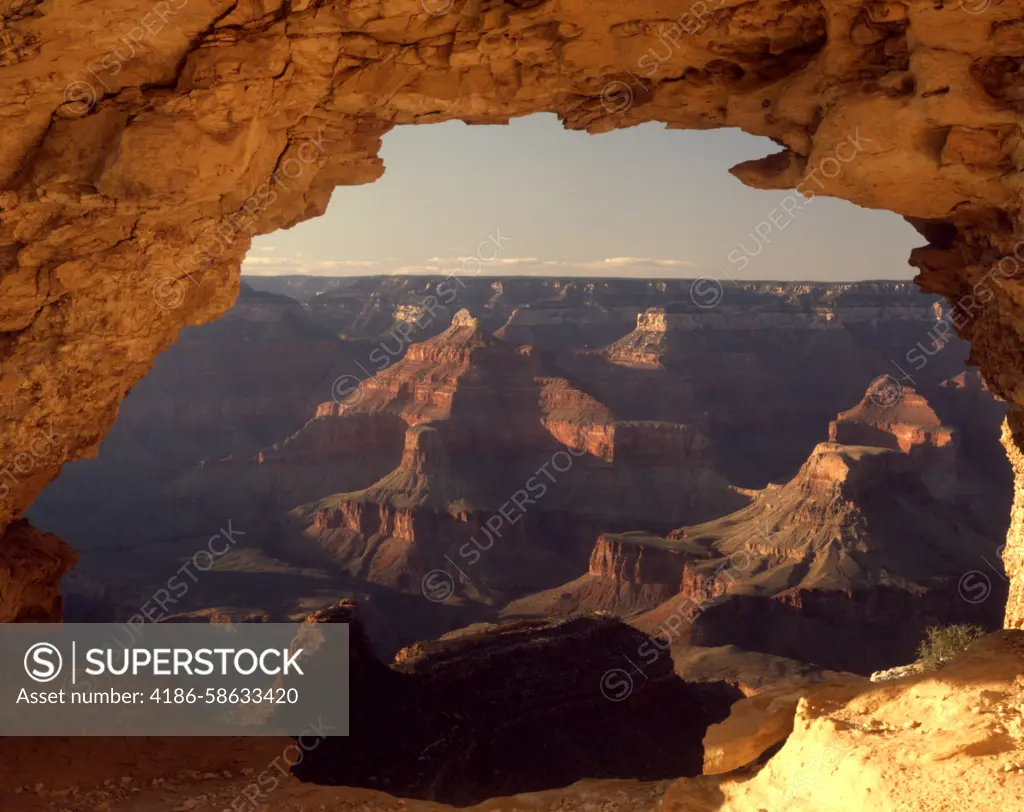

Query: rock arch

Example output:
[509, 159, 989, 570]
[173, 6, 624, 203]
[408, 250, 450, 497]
[2, 0, 1024, 623]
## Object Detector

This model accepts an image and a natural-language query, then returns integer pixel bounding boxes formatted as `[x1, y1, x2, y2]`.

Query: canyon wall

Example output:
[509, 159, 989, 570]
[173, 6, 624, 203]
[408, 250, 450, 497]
[3, 0, 1024, 622]
[828, 383, 960, 497]
[293, 326, 745, 606]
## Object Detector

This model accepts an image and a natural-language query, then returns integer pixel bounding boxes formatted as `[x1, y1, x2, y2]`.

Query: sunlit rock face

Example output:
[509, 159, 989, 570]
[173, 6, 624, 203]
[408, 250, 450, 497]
[661, 630, 1024, 812]
[1001, 413, 1024, 630]
[829, 381, 959, 497]
[3, 1, 1024, 618]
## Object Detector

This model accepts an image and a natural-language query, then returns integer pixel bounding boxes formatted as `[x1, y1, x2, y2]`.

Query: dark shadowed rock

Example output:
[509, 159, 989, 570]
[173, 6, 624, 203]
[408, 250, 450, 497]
[291, 602, 736, 806]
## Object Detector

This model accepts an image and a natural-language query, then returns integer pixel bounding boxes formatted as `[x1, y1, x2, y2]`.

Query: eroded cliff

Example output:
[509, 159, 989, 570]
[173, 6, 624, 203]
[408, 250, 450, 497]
[290, 315, 743, 607]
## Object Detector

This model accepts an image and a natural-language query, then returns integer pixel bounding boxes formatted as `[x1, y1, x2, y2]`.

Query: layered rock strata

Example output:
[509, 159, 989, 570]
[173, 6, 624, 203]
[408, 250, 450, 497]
[509, 381, 1007, 670]
[501, 530, 714, 618]
[828, 380, 958, 496]
[293, 316, 743, 605]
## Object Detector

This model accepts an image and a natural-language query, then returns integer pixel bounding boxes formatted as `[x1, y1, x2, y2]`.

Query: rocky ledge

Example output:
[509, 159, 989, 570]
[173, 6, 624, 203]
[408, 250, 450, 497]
[291, 601, 737, 806]
[661, 631, 1024, 811]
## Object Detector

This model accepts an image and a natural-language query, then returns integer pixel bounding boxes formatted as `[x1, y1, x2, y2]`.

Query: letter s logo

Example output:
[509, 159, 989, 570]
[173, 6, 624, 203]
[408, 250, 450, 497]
[25, 643, 63, 683]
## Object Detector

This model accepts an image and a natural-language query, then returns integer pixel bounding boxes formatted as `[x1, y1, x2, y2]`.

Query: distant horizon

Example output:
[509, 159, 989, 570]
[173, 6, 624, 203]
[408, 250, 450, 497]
[242, 271, 923, 285]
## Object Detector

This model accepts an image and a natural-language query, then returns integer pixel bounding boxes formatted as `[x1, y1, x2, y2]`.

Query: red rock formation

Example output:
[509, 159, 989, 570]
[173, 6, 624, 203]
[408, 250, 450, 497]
[324, 310, 619, 455]
[829, 383, 955, 454]
[131, 308, 745, 635]
[287, 315, 744, 607]
[493, 378, 1008, 674]
[828, 381, 958, 496]
[497, 381, 1006, 670]
[37, 281, 995, 632]
[297, 421, 586, 600]
[1000, 415, 1024, 633]
[297, 421, 658, 605]
[589, 532, 691, 587]
[2, 4, 1024, 808]
[3, 0, 1024, 637]
[826, 375, 1012, 537]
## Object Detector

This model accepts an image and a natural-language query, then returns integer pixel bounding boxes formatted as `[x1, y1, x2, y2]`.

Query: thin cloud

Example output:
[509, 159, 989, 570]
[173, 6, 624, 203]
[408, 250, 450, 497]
[313, 260, 382, 270]
[507, 257, 696, 275]
[593, 257, 694, 268]
[242, 253, 695, 278]
[241, 254, 382, 276]
[425, 257, 540, 265]
[388, 264, 444, 275]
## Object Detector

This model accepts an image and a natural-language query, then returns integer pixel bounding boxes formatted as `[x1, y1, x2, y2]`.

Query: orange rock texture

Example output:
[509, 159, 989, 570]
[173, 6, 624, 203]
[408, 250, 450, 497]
[3, 3, 1024, 618]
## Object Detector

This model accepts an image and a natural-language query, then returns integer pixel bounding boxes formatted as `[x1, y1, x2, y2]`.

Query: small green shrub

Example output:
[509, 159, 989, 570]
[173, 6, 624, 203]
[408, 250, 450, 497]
[916, 624, 986, 670]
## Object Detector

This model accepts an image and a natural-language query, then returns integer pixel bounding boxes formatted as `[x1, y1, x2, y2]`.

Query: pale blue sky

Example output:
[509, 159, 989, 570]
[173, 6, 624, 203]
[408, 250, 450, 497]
[245, 113, 921, 281]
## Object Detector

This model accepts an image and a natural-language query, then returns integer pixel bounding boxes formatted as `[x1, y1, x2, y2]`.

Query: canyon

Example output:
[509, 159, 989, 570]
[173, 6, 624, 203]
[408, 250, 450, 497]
[5, 0, 1024, 808]
[34, 279, 1011, 679]
[17, 276, 1012, 812]
[562, 284, 970, 484]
